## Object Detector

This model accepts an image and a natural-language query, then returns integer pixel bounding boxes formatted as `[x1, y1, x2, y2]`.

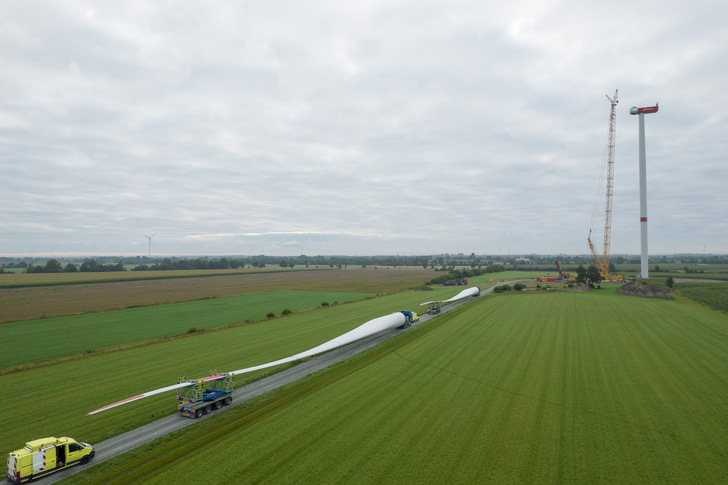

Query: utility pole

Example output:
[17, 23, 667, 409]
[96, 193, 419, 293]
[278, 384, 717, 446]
[630, 103, 658, 278]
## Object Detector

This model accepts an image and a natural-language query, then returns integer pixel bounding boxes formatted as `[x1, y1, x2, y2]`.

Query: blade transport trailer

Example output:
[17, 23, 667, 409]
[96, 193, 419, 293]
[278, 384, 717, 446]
[86, 310, 432, 416]
[176, 373, 234, 418]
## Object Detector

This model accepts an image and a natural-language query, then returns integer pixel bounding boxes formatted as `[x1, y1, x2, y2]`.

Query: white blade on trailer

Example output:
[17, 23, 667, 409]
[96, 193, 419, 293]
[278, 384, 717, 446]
[420, 286, 481, 306]
[229, 312, 406, 376]
[86, 374, 226, 416]
[86, 313, 406, 415]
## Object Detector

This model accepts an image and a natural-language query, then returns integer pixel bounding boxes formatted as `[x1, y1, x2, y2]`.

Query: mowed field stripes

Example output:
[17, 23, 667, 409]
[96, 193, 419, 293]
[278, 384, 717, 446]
[69, 288, 728, 483]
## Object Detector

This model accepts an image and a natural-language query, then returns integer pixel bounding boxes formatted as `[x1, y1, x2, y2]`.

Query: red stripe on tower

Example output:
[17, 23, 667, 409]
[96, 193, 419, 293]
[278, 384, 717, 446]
[640, 217, 647, 222]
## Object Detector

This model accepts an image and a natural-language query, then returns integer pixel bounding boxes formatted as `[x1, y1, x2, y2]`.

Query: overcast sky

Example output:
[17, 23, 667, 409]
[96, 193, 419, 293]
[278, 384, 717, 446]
[1, 1, 726, 257]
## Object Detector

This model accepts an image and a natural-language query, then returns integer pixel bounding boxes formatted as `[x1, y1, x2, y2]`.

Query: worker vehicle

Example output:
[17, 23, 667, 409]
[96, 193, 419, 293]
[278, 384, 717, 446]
[177, 373, 234, 418]
[443, 278, 468, 286]
[399, 310, 419, 328]
[6, 437, 94, 484]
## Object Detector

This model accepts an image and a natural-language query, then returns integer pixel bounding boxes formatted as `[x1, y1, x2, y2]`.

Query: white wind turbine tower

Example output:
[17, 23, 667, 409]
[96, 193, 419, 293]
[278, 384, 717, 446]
[143, 233, 157, 258]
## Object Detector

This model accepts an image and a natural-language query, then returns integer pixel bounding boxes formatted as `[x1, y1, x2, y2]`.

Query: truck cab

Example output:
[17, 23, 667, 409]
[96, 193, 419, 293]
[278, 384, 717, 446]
[399, 311, 419, 328]
[6, 437, 94, 484]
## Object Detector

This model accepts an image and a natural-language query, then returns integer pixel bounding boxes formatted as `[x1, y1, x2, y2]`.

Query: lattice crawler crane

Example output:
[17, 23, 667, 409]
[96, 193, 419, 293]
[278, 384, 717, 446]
[588, 90, 625, 282]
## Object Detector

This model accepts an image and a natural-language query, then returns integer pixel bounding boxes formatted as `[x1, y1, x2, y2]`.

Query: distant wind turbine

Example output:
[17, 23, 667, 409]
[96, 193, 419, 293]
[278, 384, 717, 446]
[143, 233, 157, 257]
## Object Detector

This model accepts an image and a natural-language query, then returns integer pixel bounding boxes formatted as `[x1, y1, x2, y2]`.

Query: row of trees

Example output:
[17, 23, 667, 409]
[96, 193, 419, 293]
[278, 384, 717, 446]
[428, 265, 507, 286]
[3, 252, 727, 272]
[8, 253, 726, 275]
[24, 259, 125, 273]
[575, 265, 603, 286]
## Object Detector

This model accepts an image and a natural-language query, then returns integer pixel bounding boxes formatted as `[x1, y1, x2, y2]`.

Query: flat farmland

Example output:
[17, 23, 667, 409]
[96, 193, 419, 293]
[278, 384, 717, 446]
[70, 288, 728, 483]
[674, 282, 728, 312]
[0, 268, 436, 323]
[0, 290, 434, 455]
[0, 290, 376, 372]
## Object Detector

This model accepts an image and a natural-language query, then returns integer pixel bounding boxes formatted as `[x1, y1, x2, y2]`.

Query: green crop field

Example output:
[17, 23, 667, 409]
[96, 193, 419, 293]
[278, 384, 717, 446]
[0, 290, 434, 453]
[0, 268, 304, 287]
[54, 287, 728, 483]
[0, 267, 438, 323]
[674, 283, 728, 312]
[0, 290, 375, 372]
[613, 263, 728, 281]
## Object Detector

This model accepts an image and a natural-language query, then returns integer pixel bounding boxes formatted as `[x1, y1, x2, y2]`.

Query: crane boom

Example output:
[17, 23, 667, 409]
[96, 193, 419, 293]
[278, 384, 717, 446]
[589, 90, 618, 278]
[601, 90, 617, 277]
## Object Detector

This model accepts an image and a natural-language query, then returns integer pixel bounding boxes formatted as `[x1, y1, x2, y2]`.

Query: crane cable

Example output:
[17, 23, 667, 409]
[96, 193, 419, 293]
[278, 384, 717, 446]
[588, 96, 615, 254]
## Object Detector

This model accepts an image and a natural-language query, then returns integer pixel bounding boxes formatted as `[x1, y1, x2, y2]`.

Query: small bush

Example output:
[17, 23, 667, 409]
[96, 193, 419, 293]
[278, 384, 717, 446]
[281, 309, 292, 315]
[266, 312, 275, 318]
[321, 302, 329, 307]
[187, 328, 197, 334]
[513, 283, 525, 292]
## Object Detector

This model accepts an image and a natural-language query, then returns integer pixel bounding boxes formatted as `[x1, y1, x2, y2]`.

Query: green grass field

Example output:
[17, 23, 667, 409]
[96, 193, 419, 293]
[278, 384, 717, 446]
[0, 290, 435, 452]
[674, 283, 728, 312]
[55, 287, 728, 483]
[3, 274, 727, 483]
[0, 290, 374, 372]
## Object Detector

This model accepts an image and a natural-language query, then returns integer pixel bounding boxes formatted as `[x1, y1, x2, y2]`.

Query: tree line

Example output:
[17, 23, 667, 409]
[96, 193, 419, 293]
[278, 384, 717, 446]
[4, 252, 726, 274]
[22, 259, 125, 273]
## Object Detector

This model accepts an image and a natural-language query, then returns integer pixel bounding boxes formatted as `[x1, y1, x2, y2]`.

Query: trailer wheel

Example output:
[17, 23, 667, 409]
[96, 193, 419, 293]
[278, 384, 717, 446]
[195, 409, 203, 418]
[223, 396, 232, 406]
[204, 405, 212, 414]
[213, 401, 221, 410]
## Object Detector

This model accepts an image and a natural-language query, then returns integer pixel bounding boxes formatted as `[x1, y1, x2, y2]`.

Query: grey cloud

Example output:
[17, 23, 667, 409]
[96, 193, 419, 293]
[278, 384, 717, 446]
[1, 0, 726, 256]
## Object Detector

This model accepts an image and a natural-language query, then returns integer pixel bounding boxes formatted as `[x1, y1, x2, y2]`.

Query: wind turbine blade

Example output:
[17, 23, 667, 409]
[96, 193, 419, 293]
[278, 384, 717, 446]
[443, 286, 480, 302]
[86, 313, 408, 414]
[230, 313, 406, 377]
[420, 286, 480, 306]
[86, 375, 226, 416]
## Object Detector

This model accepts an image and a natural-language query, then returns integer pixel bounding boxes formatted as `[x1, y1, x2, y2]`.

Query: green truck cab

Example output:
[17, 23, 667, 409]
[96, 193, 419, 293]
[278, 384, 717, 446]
[6, 436, 95, 484]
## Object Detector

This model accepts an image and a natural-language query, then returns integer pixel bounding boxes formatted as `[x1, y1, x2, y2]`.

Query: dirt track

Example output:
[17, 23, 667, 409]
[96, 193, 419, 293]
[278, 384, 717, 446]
[0, 269, 436, 323]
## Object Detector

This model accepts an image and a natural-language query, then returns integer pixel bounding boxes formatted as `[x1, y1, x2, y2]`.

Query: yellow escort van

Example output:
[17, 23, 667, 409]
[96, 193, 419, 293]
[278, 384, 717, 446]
[6, 436, 94, 483]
